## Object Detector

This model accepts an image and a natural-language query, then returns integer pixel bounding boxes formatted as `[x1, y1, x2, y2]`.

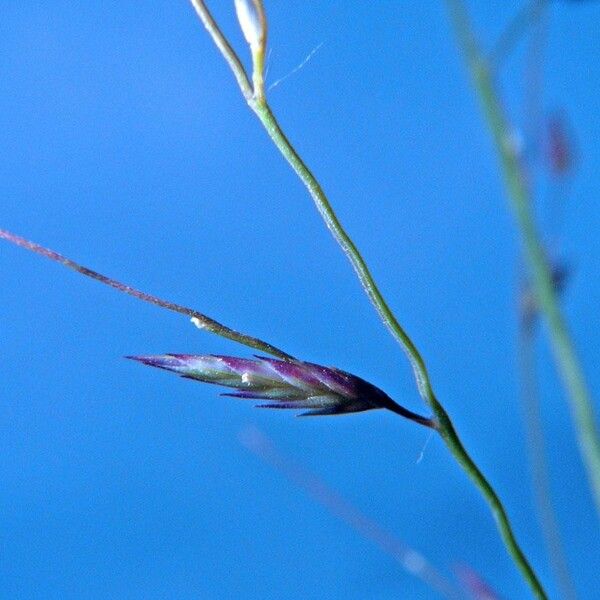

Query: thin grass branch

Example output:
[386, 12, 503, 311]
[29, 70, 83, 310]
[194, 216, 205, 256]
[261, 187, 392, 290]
[189, 2, 547, 597]
[0, 228, 294, 361]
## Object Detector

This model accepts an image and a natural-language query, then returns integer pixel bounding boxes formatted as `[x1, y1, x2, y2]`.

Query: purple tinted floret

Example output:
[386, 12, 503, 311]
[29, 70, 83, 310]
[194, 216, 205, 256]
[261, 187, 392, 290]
[127, 354, 434, 427]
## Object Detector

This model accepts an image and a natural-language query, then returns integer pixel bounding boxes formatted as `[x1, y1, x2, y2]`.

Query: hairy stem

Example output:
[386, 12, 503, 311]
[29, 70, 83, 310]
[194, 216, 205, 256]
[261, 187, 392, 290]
[0, 229, 294, 361]
[190, 1, 547, 596]
[445, 0, 600, 518]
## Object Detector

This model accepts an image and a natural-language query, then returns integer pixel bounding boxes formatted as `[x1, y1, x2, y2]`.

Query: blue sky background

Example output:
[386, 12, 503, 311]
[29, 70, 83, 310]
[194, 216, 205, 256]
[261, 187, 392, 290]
[1, 2, 600, 598]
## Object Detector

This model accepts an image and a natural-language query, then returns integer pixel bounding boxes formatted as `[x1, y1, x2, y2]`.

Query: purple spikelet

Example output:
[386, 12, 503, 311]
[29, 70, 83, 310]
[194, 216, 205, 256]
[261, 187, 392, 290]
[127, 354, 435, 427]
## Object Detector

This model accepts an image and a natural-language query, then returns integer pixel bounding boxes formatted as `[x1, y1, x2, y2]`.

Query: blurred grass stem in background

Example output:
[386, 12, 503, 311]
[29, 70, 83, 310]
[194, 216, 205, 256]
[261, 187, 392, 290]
[240, 427, 461, 599]
[519, 299, 578, 600]
[445, 0, 600, 519]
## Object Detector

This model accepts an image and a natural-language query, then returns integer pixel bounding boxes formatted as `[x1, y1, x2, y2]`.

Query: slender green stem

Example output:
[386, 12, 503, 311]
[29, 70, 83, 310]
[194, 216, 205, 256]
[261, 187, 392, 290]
[249, 101, 430, 398]
[189, 0, 253, 100]
[190, 2, 547, 596]
[436, 410, 547, 598]
[188, 0, 427, 395]
[445, 0, 600, 517]
[250, 98, 545, 597]
[519, 307, 578, 600]
[0, 228, 294, 361]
